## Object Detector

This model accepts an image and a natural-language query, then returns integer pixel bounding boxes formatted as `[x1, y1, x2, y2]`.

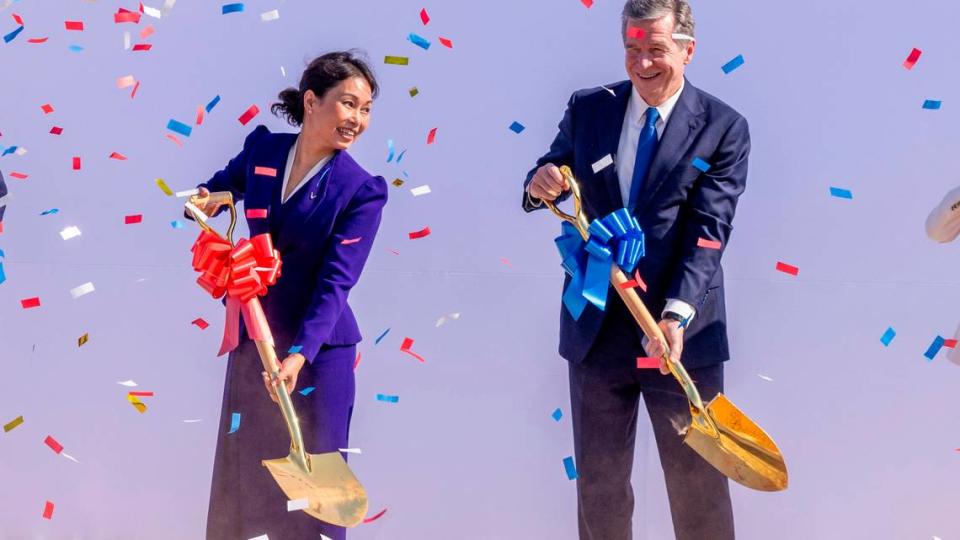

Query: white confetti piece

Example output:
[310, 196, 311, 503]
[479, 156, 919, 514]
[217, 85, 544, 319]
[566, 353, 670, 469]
[117, 380, 138, 387]
[70, 282, 95, 299]
[161, 0, 176, 16]
[182, 419, 203, 423]
[600, 85, 616, 96]
[175, 188, 199, 198]
[142, 4, 162, 18]
[321, 535, 332, 540]
[280, 65, 286, 77]
[287, 498, 309, 511]
[61, 452, 79, 463]
[14, 147, 26, 156]
[338, 448, 362, 454]
[435, 312, 461, 327]
[260, 9, 279, 22]
[248, 536, 268, 540]
[757, 374, 773, 382]
[123, 31, 130, 50]
[184, 201, 208, 222]
[60, 226, 82, 240]
[410, 184, 431, 196]
[591, 154, 613, 173]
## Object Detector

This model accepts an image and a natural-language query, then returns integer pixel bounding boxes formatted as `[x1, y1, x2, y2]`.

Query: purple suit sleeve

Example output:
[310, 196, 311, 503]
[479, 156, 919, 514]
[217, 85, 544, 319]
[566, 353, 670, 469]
[185, 125, 268, 220]
[294, 176, 388, 362]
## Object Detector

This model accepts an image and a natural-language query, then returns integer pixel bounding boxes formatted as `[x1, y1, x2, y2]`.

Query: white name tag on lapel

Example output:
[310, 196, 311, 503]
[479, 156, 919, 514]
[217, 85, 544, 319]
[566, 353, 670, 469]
[591, 154, 614, 174]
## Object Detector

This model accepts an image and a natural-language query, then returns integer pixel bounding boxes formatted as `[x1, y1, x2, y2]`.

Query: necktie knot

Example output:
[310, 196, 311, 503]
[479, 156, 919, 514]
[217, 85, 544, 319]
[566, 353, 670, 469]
[644, 107, 660, 129]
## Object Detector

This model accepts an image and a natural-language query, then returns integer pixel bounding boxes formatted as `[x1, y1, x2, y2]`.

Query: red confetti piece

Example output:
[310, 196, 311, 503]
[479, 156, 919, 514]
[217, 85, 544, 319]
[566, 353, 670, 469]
[165, 134, 183, 147]
[400, 337, 426, 363]
[697, 237, 721, 250]
[238, 105, 260, 126]
[192, 318, 209, 329]
[626, 26, 645, 40]
[617, 269, 648, 292]
[775, 261, 799, 276]
[109, 152, 127, 160]
[944, 339, 958, 349]
[426, 127, 437, 144]
[64, 20, 84, 31]
[132, 43, 152, 51]
[354, 351, 362, 370]
[340, 237, 362, 245]
[44, 435, 63, 454]
[254, 166, 277, 177]
[124, 214, 142, 224]
[42, 501, 54, 520]
[245, 209, 268, 219]
[114, 10, 141, 23]
[903, 47, 922, 70]
[9, 172, 29, 180]
[72, 157, 81, 170]
[12, 13, 24, 25]
[139, 25, 155, 40]
[419, 8, 429, 25]
[130, 80, 140, 99]
[49, 126, 63, 135]
[195, 105, 204, 125]
[438, 37, 453, 48]
[40, 103, 54, 114]
[27, 37, 49, 44]
[363, 507, 388, 524]
[636, 357, 660, 369]
[127, 391, 154, 397]
[408, 226, 431, 239]
[20, 297, 41, 309]
[500, 257, 512, 267]
[581, 0, 594, 7]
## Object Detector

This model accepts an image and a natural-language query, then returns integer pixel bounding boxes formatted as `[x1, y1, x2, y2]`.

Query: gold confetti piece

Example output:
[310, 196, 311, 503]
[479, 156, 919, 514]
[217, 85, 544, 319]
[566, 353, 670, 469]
[4, 415, 24, 432]
[409, 87, 419, 97]
[78, 333, 89, 347]
[384, 55, 409, 66]
[155, 178, 174, 196]
[391, 178, 405, 187]
[127, 394, 147, 414]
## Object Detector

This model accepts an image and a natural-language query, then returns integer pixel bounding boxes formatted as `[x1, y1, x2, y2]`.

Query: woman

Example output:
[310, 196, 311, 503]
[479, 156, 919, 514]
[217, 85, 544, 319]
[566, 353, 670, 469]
[189, 51, 387, 540]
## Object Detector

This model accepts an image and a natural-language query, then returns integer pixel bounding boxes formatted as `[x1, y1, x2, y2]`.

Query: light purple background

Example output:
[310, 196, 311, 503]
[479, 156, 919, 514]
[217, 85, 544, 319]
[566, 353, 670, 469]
[1, 0, 959, 538]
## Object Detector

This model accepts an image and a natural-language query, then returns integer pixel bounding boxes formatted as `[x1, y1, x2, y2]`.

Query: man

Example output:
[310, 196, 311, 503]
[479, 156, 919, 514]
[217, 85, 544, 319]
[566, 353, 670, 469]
[523, 1, 749, 538]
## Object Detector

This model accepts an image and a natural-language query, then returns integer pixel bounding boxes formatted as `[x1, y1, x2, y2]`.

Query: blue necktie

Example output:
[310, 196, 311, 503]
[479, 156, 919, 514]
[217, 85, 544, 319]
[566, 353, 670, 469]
[627, 107, 660, 210]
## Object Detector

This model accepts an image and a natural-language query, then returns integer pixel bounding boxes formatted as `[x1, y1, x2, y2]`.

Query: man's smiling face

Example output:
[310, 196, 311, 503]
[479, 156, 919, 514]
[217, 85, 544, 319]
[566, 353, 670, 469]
[623, 14, 695, 106]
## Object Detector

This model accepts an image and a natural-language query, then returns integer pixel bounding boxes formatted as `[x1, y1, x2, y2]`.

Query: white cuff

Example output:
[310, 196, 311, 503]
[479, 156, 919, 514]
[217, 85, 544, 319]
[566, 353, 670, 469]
[525, 189, 543, 209]
[663, 298, 696, 326]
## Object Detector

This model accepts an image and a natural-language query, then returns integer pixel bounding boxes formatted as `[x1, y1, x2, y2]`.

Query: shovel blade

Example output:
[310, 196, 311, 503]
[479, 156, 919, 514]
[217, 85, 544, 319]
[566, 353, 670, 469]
[683, 393, 788, 492]
[263, 451, 369, 527]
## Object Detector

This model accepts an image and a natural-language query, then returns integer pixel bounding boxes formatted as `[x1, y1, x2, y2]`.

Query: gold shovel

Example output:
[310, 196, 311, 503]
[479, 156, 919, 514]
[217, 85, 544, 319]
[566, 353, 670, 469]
[543, 166, 788, 491]
[187, 192, 370, 525]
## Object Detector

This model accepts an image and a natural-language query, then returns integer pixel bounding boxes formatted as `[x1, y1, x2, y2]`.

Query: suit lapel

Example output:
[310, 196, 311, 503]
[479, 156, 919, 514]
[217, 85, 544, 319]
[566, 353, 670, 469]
[593, 82, 632, 216]
[274, 150, 338, 252]
[634, 81, 706, 216]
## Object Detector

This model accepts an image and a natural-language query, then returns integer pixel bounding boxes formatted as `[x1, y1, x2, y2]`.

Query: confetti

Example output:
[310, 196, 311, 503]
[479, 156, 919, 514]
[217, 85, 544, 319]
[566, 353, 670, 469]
[340, 237, 362, 245]
[400, 337, 426, 363]
[392, 178, 405, 187]
[248, 535, 268, 540]
[626, 26, 645, 40]
[438, 37, 453, 48]
[691, 157, 711, 172]
[363, 508, 388, 524]
[617, 269, 648, 292]
[20, 297, 41, 309]
[397, 149, 407, 163]
[221, 3, 244, 14]
[171, 220, 184, 229]
[140, 25, 156, 39]
[354, 351, 362, 370]
[288, 345, 303, 354]
[40, 103, 54, 114]
[50, 126, 63, 135]
[924, 336, 945, 361]
[130, 81, 140, 99]
[27, 37, 48, 44]
[581, 0, 594, 7]
[109, 152, 127, 160]
[563, 456, 578, 480]
[42, 501, 54, 520]
[246, 209, 267, 219]
[165, 134, 183, 148]
[114, 9, 141, 24]
[923, 99, 942, 110]
[127, 394, 147, 413]
[408, 87, 419, 97]
[117, 380, 138, 387]
[299, 386, 315, 396]
[155, 178, 174, 196]
[592, 154, 614, 173]
[260, 9, 279, 22]
[386, 139, 395, 162]
[903, 47, 922, 70]
[944, 339, 958, 349]
[205, 95, 221, 113]
[3, 25, 23, 43]
[69, 282, 95, 299]
[408, 33, 430, 50]
[636, 357, 660, 369]
[192, 317, 209, 329]
[287, 498, 309, 512]
[551, 408, 563, 422]
[238, 104, 259, 125]
[8, 172, 28, 180]
[195, 105, 204, 125]
[721, 54, 745, 74]
[72, 156, 81, 170]
[68, 44, 84, 53]
[374, 328, 390, 345]
[384, 55, 409, 66]
[78, 333, 89, 346]
[44, 435, 63, 454]
[183, 419, 203, 423]
[376, 394, 399, 403]
[757, 374, 774, 382]
[509, 121, 525, 134]
[419, 8, 429, 25]
[254, 166, 277, 177]
[4, 415, 23, 432]
[124, 214, 142, 224]
[697, 237, 721, 250]
[132, 43, 152, 52]
[408, 226, 431, 239]
[829, 186, 853, 199]
[64, 20, 84, 31]
[435, 312, 461, 327]
[426, 127, 438, 144]
[339, 447, 362, 454]
[775, 261, 799, 276]
[228, 412, 241, 433]
[176, 188, 200, 198]
[410, 185, 431, 196]
[166, 119, 192, 137]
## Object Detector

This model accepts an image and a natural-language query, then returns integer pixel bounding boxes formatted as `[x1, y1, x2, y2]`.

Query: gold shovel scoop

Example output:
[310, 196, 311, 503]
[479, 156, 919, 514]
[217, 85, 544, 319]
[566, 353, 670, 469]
[543, 166, 788, 491]
[186, 192, 370, 525]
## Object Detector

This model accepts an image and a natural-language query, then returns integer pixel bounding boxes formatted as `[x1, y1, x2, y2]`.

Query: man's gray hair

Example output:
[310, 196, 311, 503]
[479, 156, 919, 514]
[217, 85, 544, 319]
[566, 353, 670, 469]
[621, 0, 695, 41]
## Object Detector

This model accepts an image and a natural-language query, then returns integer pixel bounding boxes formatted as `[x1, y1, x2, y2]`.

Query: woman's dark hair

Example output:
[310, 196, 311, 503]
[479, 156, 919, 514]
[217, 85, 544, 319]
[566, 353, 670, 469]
[271, 50, 379, 127]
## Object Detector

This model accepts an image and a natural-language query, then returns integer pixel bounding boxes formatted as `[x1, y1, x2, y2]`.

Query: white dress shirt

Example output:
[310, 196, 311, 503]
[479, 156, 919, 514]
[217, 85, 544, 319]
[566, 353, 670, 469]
[615, 81, 696, 325]
[280, 136, 332, 204]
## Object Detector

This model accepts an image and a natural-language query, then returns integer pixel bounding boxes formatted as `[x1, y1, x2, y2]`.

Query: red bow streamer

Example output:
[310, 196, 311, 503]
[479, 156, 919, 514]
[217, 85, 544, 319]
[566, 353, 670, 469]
[191, 230, 282, 355]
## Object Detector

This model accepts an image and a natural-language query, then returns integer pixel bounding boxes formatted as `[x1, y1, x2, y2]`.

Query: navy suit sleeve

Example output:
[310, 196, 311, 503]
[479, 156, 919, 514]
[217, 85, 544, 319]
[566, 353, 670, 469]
[666, 116, 750, 307]
[185, 125, 268, 220]
[522, 93, 576, 212]
[293, 176, 388, 362]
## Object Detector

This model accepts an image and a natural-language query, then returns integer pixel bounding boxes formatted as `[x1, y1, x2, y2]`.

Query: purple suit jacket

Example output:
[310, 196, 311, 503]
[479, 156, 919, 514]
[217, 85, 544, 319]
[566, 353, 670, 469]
[200, 125, 388, 363]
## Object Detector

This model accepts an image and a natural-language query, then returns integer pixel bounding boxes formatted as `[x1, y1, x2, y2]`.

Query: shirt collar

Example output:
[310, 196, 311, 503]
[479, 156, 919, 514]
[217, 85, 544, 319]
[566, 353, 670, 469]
[627, 78, 685, 127]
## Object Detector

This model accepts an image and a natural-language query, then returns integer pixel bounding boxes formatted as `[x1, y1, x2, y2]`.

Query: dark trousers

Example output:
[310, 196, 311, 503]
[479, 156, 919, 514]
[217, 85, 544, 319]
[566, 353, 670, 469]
[569, 305, 734, 540]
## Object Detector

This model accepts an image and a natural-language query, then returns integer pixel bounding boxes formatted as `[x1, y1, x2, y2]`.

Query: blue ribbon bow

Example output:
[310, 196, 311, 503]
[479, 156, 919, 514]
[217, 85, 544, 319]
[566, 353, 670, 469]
[555, 208, 645, 320]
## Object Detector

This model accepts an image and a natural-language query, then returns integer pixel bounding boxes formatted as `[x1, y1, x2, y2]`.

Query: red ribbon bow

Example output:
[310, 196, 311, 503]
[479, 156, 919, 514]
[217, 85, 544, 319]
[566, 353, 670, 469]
[190, 230, 282, 355]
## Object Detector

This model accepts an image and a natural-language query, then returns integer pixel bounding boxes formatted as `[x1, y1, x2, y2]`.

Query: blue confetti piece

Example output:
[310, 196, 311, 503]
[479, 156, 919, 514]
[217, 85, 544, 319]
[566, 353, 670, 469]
[551, 408, 563, 422]
[376, 393, 399, 403]
[386, 139, 395, 162]
[924, 336, 945, 361]
[2, 146, 17, 157]
[402, 170, 409, 178]
[829, 187, 853, 199]
[170, 220, 184, 229]
[40, 208, 59, 216]
[68, 44, 84, 53]
[880, 327, 896, 347]
[563, 456, 578, 480]
[374, 327, 390, 345]
[407, 33, 431, 50]
[691, 157, 711, 172]
[221, 3, 244, 14]
[228, 412, 241, 433]
[299, 386, 316, 396]
[205, 95, 221, 113]
[923, 99, 942, 110]
[0, 248, 6, 286]
[396, 149, 407, 164]
[721, 54, 745, 74]
[509, 121, 525, 134]
[3, 25, 24, 43]
[288, 344, 303, 354]
[166, 119, 192, 137]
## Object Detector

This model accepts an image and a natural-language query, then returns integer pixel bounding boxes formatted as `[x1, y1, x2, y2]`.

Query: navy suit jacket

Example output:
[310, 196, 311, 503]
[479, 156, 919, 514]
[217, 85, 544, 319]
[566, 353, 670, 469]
[523, 79, 749, 369]
[200, 125, 388, 363]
